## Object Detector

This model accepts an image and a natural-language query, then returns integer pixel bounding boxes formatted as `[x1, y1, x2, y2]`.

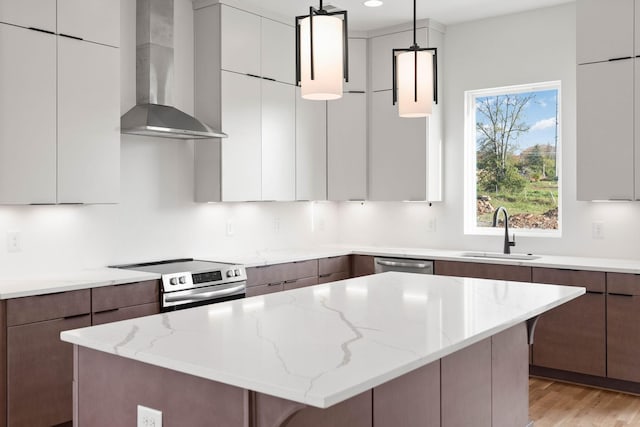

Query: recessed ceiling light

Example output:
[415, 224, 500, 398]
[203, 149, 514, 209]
[363, 0, 383, 7]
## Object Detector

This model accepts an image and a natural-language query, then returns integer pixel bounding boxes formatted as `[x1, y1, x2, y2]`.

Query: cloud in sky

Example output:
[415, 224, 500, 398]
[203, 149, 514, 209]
[530, 117, 556, 132]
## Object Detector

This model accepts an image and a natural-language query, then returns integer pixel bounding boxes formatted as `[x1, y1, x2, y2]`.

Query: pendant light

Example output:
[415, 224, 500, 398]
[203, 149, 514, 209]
[296, 1, 349, 100]
[392, 0, 438, 117]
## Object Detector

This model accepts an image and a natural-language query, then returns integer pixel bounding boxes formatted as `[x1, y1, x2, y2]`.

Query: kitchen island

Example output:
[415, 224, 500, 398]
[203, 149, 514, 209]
[61, 272, 583, 426]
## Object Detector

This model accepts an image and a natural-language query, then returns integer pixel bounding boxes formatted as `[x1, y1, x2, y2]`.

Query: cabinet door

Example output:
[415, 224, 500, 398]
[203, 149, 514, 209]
[531, 269, 606, 376]
[370, 29, 427, 92]
[261, 18, 295, 84]
[57, 38, 120, 203]
[369, 91, 428, 201]
[57, 0, 119, 47]
[635, 59, 640, 200]
[283, 276, 319, 291]
[221, 71, 262, 201]
[221, 5, 261, 76]
[434, 261, 532, 282]
[0, 0, 56, 32]
[606, 273, 640, 382]
[577, 60, 634, 201]
[318, 271, 350, 284]
[7, 315, 91, 426]
[0, 24, 57, 204]
[327, 93, 367, 201]
[351, 255, 375, 277]
[577, 0, 634, 64]
[296, 88, 327, 200]
[262, 80, 295, 201]
[344, 38, 367, 92]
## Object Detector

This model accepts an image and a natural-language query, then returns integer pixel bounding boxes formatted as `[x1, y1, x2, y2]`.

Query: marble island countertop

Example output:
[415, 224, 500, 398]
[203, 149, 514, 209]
[61, 272, 584, 408]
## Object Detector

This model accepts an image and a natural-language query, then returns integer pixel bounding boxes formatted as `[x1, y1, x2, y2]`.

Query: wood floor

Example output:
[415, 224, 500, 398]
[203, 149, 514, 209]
[530, 377, 640, 426]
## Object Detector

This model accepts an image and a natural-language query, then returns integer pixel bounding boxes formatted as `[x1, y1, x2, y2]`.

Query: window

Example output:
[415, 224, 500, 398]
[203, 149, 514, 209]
[464, 82, 561, 236]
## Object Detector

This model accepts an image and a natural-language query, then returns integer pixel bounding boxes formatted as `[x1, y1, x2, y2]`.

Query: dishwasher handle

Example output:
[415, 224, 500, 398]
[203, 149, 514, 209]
[376, 259, 430, 269]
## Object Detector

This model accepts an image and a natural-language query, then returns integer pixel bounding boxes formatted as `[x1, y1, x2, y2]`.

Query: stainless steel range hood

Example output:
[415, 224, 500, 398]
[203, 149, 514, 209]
[121, 0, 226, 140]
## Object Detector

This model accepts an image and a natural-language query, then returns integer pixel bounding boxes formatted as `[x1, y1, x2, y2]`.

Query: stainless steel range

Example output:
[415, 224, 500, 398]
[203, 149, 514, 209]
[113, 259, 247, 311]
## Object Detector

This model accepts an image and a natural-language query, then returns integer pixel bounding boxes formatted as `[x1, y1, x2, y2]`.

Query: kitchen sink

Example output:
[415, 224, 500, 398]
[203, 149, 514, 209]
[460, 252, 541, 261]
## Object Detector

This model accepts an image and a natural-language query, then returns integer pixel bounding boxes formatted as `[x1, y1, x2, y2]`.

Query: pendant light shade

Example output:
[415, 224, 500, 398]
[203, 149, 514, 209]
[392, 0, 438, 117]
[396, 50, 435, 117]
[296, 2, 349, 101]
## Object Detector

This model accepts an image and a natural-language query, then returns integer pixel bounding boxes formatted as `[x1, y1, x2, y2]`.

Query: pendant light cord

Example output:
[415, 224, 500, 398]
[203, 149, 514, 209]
[412, 0, 417, 47]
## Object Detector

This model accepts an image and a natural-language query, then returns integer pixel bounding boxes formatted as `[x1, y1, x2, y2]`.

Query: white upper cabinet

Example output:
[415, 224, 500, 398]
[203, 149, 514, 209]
[262, 81, 295, 201]
[220, 71, 262, 202]
[57, 0, 119, 47]
[296, 89, 327, 201]
[344, 38, 367, 92]
[577, 60, 634, 200]
[57, 38, 120, 203]
[636, 59, 640, 199]
[327, 93, 367, 201]
[0, 24, 57, 204]
[221, 6, 261, 76]
[577, 0, 634, 64]
[0, 0, 56, 32]
[261, 18, 295, 84]
[370, 28, 427, 92]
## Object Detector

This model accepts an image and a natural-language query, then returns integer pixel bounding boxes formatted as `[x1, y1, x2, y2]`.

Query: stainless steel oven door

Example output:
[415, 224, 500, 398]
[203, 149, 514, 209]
[162, 281, 246, 310]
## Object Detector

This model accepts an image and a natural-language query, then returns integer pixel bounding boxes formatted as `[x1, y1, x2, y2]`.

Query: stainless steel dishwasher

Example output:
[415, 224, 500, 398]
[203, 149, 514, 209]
[374, 257, 434, 274]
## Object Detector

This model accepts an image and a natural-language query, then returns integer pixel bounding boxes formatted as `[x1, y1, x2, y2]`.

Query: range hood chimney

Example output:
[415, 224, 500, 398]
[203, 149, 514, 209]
[121, 0, 227, 139]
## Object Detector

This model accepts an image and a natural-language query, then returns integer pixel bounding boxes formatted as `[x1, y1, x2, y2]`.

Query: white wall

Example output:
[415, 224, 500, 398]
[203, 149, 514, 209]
[0, 0, 338, 275]
[339, 3, 640, 260]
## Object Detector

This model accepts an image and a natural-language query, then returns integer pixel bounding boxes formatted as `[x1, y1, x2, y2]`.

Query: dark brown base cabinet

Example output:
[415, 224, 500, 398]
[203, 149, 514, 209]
[607, 273, 640, 382]
[530, 268, 606, 377]
[0, 280, 160, 427]
[434, 260, 532, 282]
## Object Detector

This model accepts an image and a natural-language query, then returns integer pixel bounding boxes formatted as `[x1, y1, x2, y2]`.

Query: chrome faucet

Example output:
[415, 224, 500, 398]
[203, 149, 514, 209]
[492, 206, 516, 254]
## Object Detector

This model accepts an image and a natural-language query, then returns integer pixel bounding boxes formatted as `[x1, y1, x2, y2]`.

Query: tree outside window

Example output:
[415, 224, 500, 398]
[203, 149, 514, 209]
[465, 82, 561, 234]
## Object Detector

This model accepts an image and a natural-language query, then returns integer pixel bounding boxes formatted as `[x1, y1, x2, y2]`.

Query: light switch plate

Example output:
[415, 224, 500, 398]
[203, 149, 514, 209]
[592, 221, 604, 239]
[7, 231, 20, 253]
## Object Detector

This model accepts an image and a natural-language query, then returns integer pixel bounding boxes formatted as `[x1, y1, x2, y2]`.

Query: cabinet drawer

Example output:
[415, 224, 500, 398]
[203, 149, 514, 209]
[92, 280, 160, 313]
[92, 302, 160, 326]
[7, 289, 90, 326]
[532, 268, 605, 293]
[246, 283, 283, 297]
[351, 255, 375, 277]
[318, 271, 350, 284]
[435, 261, 532, 282]
[319, 256, 351, 275]
[283, 276, 319, 291]
[607, 273, 640, 296]
[247, 260, 318, 287]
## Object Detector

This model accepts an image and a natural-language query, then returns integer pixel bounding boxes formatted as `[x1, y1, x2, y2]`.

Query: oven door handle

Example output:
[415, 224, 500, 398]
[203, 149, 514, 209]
[164, 284, 245, 303]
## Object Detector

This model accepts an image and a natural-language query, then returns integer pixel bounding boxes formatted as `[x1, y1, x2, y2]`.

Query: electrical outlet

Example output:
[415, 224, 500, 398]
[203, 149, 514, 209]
[592, 221, 604, 239]
[426, 218, 437, 232]
[226, 220, 234, 237]
[137, 405, 162, 427]
[7, 231, 20, 253]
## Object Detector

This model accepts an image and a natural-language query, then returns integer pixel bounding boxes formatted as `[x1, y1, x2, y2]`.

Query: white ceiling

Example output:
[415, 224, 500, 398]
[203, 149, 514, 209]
[235, 0, 574, 31]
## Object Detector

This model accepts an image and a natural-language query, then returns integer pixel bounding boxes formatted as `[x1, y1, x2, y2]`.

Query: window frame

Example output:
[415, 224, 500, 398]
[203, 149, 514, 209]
[463, 81, 563, 238]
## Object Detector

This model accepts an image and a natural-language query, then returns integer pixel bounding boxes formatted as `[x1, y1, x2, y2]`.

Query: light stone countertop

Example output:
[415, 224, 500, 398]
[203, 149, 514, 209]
[61, 272, 584, 408]
[0, 268, 160, 299]
[200, 245, 640, 274]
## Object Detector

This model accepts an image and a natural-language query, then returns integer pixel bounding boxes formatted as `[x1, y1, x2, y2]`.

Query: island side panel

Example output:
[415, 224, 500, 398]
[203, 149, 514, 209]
[441, 337, 492, 427]
[373, 360, 440, 427]
[492, 323, 529, 427]
[76, 347, 246, 426]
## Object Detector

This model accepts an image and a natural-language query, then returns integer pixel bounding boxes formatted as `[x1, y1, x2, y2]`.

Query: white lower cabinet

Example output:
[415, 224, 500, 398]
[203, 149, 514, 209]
[57, 37, 120, 204]
[0, 24, 57, 204]
[577, 59, 635, 201]
[369, 91, 441, 201]
[327, 93, 367, 201]
[296, 89, 327, 201]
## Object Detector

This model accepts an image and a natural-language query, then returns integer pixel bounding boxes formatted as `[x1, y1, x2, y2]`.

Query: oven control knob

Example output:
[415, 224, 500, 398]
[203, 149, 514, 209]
[170, 277, 178, 286]
[234, 269, 241, 277]
[179, 276, 186, 284]
[226, 270, 235, 278]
